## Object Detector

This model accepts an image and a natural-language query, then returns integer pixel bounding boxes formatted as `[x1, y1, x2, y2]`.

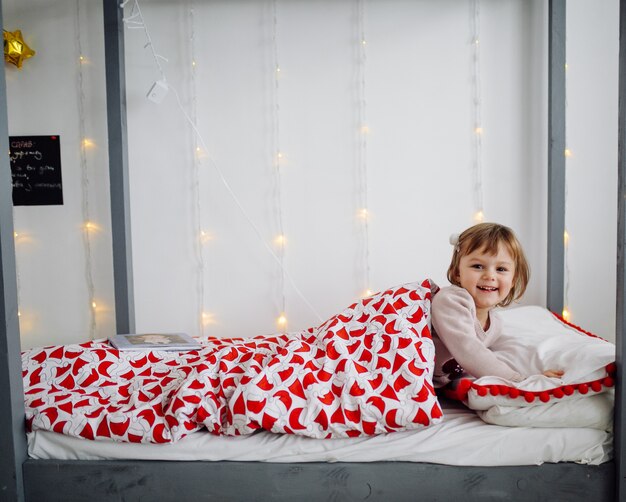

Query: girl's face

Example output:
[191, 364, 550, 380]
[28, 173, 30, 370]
[456, 242, 515, 316]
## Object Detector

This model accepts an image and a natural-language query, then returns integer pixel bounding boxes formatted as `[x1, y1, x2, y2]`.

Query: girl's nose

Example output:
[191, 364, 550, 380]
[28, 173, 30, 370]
[483, 269, 495, 280]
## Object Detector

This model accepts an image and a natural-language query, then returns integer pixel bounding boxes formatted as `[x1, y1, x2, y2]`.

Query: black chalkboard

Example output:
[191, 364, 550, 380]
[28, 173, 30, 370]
[10, 135, 64, 206]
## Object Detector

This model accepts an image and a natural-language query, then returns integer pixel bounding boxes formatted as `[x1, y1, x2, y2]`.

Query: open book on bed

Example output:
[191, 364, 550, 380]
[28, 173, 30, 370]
[108, 332, 201, 351]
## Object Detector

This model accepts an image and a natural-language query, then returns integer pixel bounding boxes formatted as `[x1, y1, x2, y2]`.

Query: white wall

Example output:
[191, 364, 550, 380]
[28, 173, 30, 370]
[5, 0, 114, 349]
[566, 0, 618, 341]
[3, 0, 618, 348]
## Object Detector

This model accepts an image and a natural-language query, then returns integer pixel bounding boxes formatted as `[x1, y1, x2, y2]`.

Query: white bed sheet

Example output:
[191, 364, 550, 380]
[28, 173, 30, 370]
[28, 400, 611, 466]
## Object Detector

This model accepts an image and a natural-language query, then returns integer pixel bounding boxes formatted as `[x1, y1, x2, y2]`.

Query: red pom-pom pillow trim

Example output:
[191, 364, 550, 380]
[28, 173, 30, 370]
[448, 308, 615, 408]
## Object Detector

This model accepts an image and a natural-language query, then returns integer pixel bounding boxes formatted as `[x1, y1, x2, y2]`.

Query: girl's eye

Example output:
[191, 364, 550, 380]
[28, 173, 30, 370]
[497, 267, 508, 272]
[471, 264, 483, 269]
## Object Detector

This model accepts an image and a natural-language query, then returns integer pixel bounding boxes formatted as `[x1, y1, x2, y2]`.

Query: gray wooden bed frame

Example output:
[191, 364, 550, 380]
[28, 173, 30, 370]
[0, 1, 624, 500]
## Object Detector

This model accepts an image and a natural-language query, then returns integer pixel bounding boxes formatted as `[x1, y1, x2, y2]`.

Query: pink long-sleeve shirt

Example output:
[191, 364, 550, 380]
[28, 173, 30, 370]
[431, 285, 523, 387]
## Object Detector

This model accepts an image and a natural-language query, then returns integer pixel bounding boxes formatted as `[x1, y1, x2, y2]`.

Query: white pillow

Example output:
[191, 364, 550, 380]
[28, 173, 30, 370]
[465, 306, 615, 411]
[477, 392, 614, 430]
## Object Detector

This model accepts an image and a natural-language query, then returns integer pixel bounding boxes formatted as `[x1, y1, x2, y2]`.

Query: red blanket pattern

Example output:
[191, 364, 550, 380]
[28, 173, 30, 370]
[22, 280, 441, 443]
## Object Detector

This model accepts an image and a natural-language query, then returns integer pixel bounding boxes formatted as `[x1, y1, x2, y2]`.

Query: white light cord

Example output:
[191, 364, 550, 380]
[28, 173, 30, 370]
[76, 0, 96, 339]
[122, 0, 168, 83]
[271, 0, 287, 320]
[122, 0, 322, 323]
[14, 233, 22, 323]
[357, 0, 372, 295]
[187, 0, 206, 336]
[470, 0, 484, 220]
[564, 81, 570, 317]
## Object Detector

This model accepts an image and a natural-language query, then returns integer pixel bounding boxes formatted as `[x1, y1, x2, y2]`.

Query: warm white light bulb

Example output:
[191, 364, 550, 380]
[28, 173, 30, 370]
[195, 147, 206, 159]
[360, 125, 370, 134]
[202, 312, 215, 325]
[564, 230, 570, 246]
[92, 301, 97, 309]
[200, 230, 212, 243]
[564, 148, 572, 158]
[562, 308, 571, 321]
[358, 208, 369, 220]
[274, 235, 286, 247]
[474, 211, 484, 223]
[82, 138, 95, 149]
[474, 127, 483, 135]
[277, 314, 287, 327]
[364, 289, 373, 297]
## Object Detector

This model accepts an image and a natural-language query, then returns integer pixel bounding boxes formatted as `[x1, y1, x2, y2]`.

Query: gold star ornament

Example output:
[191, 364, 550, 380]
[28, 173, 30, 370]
[4, 30, 35, 69]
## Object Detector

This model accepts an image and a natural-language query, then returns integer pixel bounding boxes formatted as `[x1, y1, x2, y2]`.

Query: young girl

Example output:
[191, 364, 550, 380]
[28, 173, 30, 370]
[431, 222, 563, 388]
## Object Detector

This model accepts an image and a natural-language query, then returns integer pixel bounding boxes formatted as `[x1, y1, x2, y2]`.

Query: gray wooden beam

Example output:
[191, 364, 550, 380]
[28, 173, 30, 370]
[616, 0, 626, 498]
[0, 0, 27, 498]
[23, 459, 614, 502]
[103, 0, 135, 334]
[547, 0, 566, 315]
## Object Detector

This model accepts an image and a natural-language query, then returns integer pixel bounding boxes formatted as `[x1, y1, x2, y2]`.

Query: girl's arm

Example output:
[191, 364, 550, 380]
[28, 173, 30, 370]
[432, 288, 524, 381]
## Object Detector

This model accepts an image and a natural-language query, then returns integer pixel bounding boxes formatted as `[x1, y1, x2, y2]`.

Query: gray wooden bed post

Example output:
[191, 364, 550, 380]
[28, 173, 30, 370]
[103, 0, 135, 334]
[547, 0, 566, 315]
[0, 0, 27, 498]
[616, 0, 626, 498]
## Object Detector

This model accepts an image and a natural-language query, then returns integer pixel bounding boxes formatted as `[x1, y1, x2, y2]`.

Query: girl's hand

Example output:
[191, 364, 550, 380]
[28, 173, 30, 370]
[543, 369, 564, 378]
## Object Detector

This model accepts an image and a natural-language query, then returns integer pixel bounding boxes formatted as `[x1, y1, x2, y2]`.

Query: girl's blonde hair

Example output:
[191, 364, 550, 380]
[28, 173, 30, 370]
[446, 222, 530, 307]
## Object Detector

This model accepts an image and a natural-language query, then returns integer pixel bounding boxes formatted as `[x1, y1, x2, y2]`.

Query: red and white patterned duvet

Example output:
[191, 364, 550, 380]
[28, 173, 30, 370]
[22, 280, 442, 443]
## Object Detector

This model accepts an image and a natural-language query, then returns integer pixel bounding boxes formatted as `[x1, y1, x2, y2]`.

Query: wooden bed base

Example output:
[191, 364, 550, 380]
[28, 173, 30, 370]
[2, 0, 626, 500]
[22, 459, 615, 502]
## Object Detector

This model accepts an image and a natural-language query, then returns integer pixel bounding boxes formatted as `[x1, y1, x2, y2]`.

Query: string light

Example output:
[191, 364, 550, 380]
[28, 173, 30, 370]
[187, 0, 207, 338]
[84, 221, 98, 232]
[14, 230, 23, 333]
[356, 0, 372, 300]
[470, 0, 484, 223]
[276, 313, 287, 329]
[76, 0, 96, 340]
[562, 308, 571, 322]
[564, 59, 571, 321]
[200, 230, 212, 243]
[271, 0, 288, 328]
[202, 312, 215, 326]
